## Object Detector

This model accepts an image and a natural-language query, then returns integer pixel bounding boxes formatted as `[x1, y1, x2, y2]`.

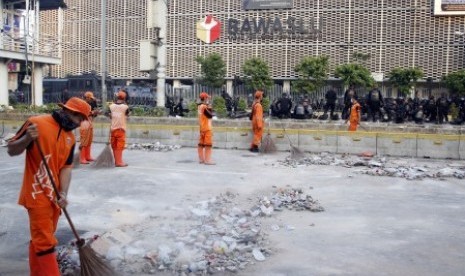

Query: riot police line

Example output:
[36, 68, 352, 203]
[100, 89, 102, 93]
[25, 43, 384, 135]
[270, 89, 465, 125]
[162, 87, 465, 125]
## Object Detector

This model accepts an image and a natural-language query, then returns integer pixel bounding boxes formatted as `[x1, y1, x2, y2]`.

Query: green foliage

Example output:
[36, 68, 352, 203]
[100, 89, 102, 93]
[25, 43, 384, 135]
[450, 103, 459, 121]
[9, 103, 60, 114]
[130, 106, 146, 116]
[293, 55, 329, 95]
[237, 97, 247, 111]
[261, 97, 270, 114]
[129, 106, 166, 117]
[188, 101, 199, 118]
[334, 63, 375, 89]
[387, 67, 424, 97]
[195, 53, 227, 88]
[212, 96, 227, 118]
[242, 57, 273, 91]
[442, 70, 465, 96]
[351, 52, 371, 63]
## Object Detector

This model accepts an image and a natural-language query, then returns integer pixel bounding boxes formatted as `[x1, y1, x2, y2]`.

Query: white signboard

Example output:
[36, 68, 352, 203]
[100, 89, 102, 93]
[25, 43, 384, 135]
[244, 0, 293, 10]
[434, 0, 465, 15]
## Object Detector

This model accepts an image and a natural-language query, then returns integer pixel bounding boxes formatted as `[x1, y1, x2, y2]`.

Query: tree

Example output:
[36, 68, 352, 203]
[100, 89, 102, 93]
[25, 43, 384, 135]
[241, 57, 273, 91]
[334, 63, 374, 88]
[293, 55, 329, 95]
[442, 70, 465, 96]
[195, 53, 226, 88]
[387, 67, 424, 97]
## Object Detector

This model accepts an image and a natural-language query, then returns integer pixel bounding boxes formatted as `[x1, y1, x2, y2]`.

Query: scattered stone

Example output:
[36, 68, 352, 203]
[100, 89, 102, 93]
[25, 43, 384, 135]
[127, 142, 181, 152]
[276, 153, 465, 180]
[57, 187, 323, 275]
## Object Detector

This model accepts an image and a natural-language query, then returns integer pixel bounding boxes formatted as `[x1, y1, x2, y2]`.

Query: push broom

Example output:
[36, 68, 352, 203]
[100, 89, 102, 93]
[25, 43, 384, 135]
[35, 140, 115, 276]
[92, 126, 114, 169]
[260, 109, 277, 154]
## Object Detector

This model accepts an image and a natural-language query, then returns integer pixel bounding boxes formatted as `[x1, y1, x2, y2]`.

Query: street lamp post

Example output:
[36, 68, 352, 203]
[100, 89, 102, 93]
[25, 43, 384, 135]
[101, 0, 107, 110]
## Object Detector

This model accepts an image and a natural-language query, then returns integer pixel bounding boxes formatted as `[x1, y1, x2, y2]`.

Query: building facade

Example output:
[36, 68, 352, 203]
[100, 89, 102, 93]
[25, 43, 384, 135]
[40, 0, 465, 103]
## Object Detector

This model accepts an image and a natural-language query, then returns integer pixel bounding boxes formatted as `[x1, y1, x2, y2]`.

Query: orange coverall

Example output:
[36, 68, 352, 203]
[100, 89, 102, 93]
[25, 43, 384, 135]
[198, 102, 214, 164]
[348, 101, 361, 131]
[11, 115, 75, 275]
[251, 100, 264, 148]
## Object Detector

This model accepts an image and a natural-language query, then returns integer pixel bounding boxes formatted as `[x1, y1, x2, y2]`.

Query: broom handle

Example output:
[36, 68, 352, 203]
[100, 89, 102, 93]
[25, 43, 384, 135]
[34, 140, 83, 243]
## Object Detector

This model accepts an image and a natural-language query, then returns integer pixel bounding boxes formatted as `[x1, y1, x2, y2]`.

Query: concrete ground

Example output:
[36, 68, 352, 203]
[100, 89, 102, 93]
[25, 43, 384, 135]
[1, 143, 465, 276]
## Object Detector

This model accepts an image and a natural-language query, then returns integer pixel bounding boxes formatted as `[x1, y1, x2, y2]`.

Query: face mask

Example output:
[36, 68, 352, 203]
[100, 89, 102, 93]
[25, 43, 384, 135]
[52, 110, 80, 131]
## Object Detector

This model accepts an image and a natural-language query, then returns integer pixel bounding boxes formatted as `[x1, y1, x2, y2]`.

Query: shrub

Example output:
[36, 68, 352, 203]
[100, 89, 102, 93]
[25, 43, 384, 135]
[212, 96, 227, 118]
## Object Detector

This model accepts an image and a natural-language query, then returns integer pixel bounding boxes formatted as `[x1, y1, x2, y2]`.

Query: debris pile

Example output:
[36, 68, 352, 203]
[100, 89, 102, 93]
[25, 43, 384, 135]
[57, 188, 323, 275]
[276, 152, 465, 180]
[127, 142, 181, 152]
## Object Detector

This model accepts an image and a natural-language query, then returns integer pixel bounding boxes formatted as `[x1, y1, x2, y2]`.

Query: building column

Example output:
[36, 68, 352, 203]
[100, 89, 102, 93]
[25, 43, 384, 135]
[283, 81, 291, 93]
[226, 80, 233, 96]
[33, 64, 43, 106]
[154, 0, 167, 108]
[0, 61, 8, 106]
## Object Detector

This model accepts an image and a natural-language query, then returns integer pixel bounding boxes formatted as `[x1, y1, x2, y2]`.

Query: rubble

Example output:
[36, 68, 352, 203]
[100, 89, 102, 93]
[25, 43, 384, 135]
[127, 142, 182, 152]
[275, 152, 465, 180]
[57, 187, 323, 275]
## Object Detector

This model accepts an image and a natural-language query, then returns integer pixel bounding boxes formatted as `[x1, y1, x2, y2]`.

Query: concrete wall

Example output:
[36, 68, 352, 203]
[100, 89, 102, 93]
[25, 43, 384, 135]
[1, 114, 464, 160]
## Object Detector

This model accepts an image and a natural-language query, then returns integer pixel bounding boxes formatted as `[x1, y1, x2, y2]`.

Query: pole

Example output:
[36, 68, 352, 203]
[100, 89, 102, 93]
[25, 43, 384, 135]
[101, 0, 107, 110]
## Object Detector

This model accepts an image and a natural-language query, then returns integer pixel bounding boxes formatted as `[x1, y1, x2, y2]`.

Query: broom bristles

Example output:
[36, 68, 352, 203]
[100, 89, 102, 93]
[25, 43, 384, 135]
[73, 150, 81, 168]
[260, 133, 277, 154]
[91, 145, 115, 169]
[290, 145, 305, 160]
[79, 244, 115, 276]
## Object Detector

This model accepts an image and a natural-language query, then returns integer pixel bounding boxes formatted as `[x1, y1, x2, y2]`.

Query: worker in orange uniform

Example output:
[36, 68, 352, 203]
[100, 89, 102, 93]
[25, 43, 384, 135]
[250, 90, 264, 152]
[7, 97, 90, 276]
[79, 91, 99, 164]
[110, 91, 130, 167]
[345, 97, 362, 131]
[197, 92, 215, 165]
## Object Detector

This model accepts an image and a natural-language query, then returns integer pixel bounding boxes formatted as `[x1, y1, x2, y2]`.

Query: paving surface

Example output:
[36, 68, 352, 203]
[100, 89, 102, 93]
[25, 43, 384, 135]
[1, 143, 465, 276]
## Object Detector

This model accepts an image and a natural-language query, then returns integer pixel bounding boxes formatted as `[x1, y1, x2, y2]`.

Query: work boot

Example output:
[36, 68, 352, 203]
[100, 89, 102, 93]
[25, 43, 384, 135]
[36, 251, 60, 276]
[85, 146, 95, 161]
[114, 149, 128, 167]
[29, 242, 40, 276]
[80, 147, 89, 164]
[249, 145, 259, 153]
[198, 146, 205, 164]
[204, 147, 215, 165]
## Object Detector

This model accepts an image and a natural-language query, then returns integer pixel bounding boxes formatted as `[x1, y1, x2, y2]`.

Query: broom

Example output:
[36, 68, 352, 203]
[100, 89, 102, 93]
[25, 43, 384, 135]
[281, 120, 305, 160]
[34, 140, 115, 276]
[260, 109, 277, 154]
[92, 127, 115, 169]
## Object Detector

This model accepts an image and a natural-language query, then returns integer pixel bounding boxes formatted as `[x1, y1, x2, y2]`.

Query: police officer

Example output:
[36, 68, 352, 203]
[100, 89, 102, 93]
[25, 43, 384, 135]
[323, 86, 337, 120]
[425, 95, 437, 123]
[342, 85, 357, 120]
[436, 93, 449, 124]
[293, 96, 306, 119]
[275, 92, 293, 118]
[367, 86, 384, 122]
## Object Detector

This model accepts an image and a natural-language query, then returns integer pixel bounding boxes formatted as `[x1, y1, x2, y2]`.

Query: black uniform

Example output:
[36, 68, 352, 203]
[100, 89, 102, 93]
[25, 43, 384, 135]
[275, 93, 293, 118]
[342, 86, 357, 120]
[367, 88, 384, 122]
[324, 88, 337, 119]
[436, 95, 449, 124]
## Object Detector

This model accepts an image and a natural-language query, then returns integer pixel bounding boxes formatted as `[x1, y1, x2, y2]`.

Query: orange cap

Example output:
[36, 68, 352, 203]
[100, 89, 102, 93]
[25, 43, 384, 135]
[199, 92, 209, 100]
[117, 91, 127, 100]
[58, 97, 91, 119]
[84, 91, 95, 100]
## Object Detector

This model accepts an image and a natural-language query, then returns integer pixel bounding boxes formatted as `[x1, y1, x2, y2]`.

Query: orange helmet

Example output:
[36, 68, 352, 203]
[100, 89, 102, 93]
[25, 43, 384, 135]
[58, 97, 91, 119]
[84, 91, 95, 100]
[117, 91, 127, 100]
[199, 92, 209, 100]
